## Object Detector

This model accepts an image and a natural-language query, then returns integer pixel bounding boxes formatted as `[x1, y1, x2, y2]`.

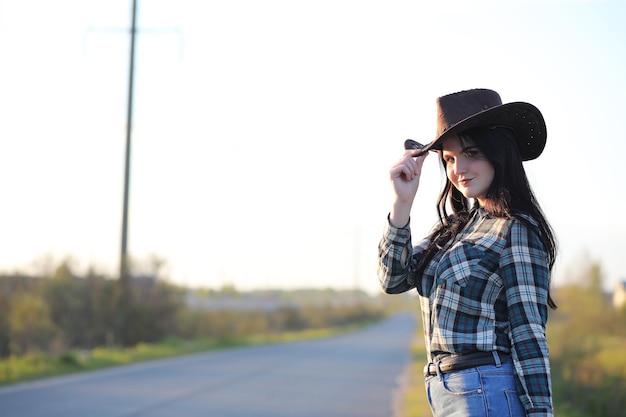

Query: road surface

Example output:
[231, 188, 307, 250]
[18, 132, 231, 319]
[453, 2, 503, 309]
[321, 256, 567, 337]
[0, 312, 416, 417]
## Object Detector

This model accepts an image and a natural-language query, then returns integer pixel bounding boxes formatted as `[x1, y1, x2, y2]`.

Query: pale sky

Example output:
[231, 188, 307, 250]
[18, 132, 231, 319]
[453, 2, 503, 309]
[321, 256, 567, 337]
[0, 0, 625, 294]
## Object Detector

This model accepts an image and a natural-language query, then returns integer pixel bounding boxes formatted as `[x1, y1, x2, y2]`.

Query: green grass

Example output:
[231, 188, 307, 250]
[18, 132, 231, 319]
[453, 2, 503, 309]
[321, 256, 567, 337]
[400, 336, 431, 417]
[0, 321, 376, 386]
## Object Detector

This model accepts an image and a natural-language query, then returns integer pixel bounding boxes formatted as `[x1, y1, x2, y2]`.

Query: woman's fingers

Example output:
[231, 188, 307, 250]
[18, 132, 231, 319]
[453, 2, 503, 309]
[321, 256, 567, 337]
[387, 142, 430, 210]
[392, 151, 427, 181]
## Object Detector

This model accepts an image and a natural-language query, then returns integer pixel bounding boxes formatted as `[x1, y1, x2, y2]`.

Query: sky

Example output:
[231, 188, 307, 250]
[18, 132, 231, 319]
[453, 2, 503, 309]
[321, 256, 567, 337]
[0, 0, 625, 295]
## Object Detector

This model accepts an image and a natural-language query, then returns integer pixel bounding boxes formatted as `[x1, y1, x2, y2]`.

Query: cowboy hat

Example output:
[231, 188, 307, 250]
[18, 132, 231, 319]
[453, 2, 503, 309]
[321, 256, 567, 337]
[418, 89, 547, 161]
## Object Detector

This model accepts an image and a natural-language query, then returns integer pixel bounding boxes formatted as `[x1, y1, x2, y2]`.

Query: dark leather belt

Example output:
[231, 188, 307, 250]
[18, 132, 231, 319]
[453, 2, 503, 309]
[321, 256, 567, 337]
[424, 351, 510, 377]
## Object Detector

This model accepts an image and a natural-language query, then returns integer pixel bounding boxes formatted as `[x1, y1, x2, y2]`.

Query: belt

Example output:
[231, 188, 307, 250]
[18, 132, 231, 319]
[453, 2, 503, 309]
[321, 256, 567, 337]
[423, 351, 510, 377]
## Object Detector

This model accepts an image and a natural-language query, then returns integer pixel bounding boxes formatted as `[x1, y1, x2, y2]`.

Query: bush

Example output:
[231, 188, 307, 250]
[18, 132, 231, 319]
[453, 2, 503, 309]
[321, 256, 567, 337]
[548, 259, 626, 417]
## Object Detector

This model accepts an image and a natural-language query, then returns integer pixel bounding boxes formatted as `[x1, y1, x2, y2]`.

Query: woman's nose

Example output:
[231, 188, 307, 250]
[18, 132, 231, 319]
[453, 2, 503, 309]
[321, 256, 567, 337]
[454, 159, 467, 175]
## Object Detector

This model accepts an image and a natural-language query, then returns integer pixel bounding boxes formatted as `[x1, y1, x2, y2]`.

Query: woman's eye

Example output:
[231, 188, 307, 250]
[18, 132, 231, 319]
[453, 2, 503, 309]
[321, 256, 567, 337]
[464, 150, 479, 158]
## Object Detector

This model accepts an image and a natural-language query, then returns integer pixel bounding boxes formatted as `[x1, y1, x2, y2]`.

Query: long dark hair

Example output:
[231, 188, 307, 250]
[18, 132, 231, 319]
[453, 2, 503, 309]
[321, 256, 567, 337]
[420, 126, 558, 309]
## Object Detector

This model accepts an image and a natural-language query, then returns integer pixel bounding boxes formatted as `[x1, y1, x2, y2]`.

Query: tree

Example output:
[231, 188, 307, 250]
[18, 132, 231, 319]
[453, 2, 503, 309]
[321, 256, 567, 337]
[8, 293, 56, 354]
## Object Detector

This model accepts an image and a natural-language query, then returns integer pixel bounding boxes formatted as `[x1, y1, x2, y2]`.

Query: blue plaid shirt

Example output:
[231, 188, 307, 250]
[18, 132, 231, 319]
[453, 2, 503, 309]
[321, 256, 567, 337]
[378, 208, 553, 416]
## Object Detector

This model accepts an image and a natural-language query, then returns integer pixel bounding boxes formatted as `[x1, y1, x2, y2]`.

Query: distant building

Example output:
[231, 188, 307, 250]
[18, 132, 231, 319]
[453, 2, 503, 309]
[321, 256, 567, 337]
[613, 281, 626, 309]
[184, 291, 289, 312]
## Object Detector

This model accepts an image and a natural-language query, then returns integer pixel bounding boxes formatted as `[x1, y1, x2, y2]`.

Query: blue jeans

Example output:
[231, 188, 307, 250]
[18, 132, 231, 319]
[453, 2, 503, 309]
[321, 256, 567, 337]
[425, 356, 525, 417]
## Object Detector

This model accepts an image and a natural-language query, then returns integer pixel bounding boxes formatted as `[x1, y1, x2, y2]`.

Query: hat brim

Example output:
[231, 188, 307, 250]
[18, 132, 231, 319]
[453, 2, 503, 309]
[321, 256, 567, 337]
[422, 102, 547, 161]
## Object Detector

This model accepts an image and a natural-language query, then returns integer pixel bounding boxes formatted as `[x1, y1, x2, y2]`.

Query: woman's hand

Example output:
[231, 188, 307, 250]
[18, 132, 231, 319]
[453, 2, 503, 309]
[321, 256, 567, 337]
[389, 149, 429, 227]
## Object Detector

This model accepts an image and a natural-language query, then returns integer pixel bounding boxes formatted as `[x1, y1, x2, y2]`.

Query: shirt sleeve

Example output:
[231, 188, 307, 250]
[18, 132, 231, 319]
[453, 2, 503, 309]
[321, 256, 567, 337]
[377, 215, 433, 294]
[499, 219, 553, 416]
[377, 215, 415, 294]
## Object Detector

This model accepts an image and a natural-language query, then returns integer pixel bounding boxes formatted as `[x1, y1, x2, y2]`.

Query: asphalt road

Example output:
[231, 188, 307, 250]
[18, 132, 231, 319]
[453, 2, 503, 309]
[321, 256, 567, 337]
[0, 312, 416, 417]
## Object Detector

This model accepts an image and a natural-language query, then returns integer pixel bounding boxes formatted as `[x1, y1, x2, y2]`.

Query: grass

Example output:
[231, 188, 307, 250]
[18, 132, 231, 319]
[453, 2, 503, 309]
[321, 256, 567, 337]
[0, 321, 376, 387]
[399, 336, 431, 417]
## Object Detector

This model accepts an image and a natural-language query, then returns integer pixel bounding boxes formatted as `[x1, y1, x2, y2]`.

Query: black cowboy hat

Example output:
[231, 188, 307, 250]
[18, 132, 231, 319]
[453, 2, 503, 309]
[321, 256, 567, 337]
[417, 89, 547, 161]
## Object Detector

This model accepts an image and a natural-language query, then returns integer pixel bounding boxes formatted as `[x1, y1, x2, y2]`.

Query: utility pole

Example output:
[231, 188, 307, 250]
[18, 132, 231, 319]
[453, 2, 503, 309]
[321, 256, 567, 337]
[117, 1, 181, 283]
[120, 0, 137, 284]
[93, 0, 180, 344]
[116, 0, 138, 346]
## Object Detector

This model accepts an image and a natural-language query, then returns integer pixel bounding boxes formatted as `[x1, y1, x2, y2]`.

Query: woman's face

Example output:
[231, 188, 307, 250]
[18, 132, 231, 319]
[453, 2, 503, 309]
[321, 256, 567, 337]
[441, 135, 495, 206]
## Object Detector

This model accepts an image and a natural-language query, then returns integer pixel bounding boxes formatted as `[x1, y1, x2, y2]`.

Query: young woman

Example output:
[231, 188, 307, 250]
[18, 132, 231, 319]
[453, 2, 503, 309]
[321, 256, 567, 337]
[378, 89, 557, 417]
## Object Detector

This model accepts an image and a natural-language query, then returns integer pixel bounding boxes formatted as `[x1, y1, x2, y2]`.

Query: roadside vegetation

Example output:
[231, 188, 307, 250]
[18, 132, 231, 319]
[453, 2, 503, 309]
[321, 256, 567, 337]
[0, 258, 407, 386]
[0, 322, 379, 386]
[400, 258, 626, 417]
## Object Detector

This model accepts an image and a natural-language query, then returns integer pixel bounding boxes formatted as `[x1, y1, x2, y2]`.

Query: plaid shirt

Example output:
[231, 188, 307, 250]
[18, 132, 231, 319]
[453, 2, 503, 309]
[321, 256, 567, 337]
[378, 208, 553, 416]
